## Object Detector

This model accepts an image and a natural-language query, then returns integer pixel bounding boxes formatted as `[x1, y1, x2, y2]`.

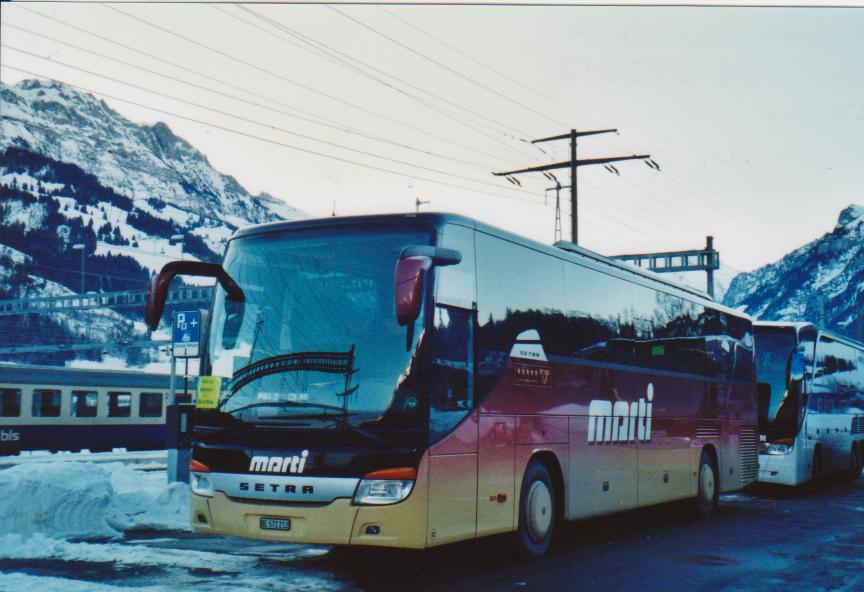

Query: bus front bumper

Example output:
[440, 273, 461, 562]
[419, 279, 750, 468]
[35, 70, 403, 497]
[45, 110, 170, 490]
[757, 449, 805, 486]
[190, 487, 428, 549]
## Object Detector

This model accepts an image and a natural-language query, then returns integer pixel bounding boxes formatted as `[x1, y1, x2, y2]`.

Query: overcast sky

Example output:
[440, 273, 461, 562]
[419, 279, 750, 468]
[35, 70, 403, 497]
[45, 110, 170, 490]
[2, 3, 862, 273]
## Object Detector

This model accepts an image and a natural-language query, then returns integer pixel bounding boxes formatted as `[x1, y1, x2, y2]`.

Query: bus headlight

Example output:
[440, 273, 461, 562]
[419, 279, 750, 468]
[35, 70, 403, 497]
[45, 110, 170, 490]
[766, 441, 793, 455]
[353, 467, 416, 505]
[191, 472, 214, 497]
[190, 459, 214, 497]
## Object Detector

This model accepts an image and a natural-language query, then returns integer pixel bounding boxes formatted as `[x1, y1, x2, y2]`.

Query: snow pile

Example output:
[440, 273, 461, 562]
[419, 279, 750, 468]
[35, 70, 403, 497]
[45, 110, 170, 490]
[0, 461, 189, 541]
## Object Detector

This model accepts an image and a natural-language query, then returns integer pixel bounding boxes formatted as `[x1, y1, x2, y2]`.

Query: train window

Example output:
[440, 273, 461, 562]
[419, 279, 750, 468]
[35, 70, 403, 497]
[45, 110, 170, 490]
[32, 389, 61, 417]
[71, 390, 98, 418]
[108, 392, 132, 418]
[140, 392, 163, 417]
[0, 388, 21, 417]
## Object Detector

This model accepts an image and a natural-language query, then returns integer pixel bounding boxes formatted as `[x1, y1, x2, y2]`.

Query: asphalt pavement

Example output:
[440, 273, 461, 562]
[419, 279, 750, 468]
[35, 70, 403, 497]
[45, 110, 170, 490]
[3, 477, 862, 592]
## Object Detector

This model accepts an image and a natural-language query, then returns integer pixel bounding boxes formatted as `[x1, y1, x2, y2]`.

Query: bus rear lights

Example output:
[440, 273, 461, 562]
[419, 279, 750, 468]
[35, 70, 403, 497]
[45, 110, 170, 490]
[354, 467, 417, 505]
[190, 459, 214, 497]
[765, 439, 794, 455]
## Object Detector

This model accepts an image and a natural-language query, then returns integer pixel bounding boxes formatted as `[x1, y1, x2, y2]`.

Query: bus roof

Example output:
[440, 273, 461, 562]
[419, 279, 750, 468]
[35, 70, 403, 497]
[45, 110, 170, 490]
[754, 321, 864, 350]
[230, 212, 743, 315]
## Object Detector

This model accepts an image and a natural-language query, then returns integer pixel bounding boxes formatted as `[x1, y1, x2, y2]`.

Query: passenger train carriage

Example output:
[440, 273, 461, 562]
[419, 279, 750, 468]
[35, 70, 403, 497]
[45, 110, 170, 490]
[0, 365, 175, 455]
[756, 322, 864, 485]
[146, 213, 760, 558]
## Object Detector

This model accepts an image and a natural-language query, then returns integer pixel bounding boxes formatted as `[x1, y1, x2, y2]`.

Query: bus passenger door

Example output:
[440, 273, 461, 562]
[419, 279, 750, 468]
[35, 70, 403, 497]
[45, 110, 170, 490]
[426, 305, 478, 546]
[477, 415, 515, 536]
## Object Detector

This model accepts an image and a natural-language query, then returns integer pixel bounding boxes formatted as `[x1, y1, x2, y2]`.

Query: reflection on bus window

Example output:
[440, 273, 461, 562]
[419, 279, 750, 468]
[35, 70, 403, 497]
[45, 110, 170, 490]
[430, 305, 474, 441]
[139, 392, 163, 418]
[0, 388, 21, 417]
[108, 392, 132, 418]
[32, 389, 61, 417]
[72, 390, 98, 418]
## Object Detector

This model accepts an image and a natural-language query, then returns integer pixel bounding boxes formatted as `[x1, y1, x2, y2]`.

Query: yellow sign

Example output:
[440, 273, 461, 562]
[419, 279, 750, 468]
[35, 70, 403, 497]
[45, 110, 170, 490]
[196, 376, 223, 409]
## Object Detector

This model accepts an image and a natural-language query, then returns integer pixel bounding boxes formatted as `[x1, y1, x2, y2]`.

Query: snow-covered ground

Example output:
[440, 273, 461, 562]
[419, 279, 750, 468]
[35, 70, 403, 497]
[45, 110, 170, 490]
[0, 460, 346, 591]
[0, 461, 187, 541]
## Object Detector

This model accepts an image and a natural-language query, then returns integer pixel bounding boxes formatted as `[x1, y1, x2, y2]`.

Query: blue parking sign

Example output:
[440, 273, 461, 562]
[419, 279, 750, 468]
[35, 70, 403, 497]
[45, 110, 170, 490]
[172, 310, 201, 358]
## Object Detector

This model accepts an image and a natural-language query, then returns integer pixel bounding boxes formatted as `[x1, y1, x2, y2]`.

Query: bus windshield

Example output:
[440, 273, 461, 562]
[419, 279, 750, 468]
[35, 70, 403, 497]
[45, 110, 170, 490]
[201, 225, 432, 433]
[755, 327, 799, 438]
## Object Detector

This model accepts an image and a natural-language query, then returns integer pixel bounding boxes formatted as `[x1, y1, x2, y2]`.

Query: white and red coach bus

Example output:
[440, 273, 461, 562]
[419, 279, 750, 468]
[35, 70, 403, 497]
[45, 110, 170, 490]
[755, 322, 864, 486]
[145, 213, 759, 558]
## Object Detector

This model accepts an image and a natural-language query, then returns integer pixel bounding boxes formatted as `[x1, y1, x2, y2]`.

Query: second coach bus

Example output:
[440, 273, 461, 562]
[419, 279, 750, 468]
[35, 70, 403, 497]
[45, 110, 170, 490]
[146, 213, 759, 557]
[756, 322, 864, 486]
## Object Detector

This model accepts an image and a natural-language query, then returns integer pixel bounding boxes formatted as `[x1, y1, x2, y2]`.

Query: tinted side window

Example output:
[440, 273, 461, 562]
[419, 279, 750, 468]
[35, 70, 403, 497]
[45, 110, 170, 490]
[71, 390, 98, 418]
[429, 305, 475, 442]
[476, 234, 565, 399]
[0, 388, 21, 417]
[436, 224, 476, 308]
[108, 392, 132, 418]
[565, 264, 711, 377]
[32, 389, 61, 417]
[139, 392, 163, 417]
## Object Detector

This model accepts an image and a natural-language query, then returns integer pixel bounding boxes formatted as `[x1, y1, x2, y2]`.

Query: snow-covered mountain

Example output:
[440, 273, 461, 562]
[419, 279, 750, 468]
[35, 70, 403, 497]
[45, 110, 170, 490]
[0, 78, 305, 365]
[723, 204, 864, 338]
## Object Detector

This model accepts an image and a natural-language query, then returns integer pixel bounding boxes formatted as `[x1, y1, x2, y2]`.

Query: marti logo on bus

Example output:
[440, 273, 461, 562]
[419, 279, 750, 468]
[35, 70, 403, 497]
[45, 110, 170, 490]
[587, 384, 654, 444]
[0, 430, 20, 442]
[249, 450, 309, 474]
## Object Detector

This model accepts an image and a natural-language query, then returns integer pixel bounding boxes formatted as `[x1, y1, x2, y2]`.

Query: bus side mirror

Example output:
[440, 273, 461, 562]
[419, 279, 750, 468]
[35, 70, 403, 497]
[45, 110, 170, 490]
[787, 351, 806, 386]
[145, 260, 244, 330]
[395, 256, 432, 326]
[394, 246, 462, 326]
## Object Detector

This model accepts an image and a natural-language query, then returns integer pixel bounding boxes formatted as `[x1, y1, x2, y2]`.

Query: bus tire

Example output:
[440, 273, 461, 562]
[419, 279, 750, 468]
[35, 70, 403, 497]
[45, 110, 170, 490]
[810, 448, 823, 488]
[695, 449, 718, 518]
[515, 460, 557, 559]
[843, 443, 862, 481]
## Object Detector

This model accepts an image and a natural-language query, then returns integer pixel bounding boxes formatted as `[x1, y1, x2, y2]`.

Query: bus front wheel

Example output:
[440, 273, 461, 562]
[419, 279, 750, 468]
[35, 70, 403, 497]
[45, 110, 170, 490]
[695, 449, 718, 518]
[515, 460, 556, 559]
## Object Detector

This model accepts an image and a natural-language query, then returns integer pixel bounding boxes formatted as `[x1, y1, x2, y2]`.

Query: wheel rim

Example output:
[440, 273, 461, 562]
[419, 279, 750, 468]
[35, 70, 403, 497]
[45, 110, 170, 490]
[526, 480, 553, 542]
[699, 462, 715, 506]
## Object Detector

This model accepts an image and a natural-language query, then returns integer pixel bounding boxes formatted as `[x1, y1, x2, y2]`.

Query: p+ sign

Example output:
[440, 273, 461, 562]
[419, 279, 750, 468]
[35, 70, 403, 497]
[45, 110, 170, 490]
[172, 310, 201, 358]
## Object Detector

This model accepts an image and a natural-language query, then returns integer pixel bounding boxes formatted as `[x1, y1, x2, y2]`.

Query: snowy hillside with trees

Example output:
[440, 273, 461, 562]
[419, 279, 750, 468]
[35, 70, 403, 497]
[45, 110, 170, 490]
[0, 78, 305, 366]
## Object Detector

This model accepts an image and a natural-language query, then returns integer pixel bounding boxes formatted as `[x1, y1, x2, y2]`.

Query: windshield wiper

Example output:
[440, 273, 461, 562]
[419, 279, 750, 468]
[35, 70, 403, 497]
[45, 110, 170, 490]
[219, 349, 359, 407]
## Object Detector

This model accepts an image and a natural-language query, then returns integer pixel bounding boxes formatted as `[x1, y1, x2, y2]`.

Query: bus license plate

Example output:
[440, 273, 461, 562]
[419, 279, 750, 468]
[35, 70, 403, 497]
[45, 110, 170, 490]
[260, 517, 291, 531]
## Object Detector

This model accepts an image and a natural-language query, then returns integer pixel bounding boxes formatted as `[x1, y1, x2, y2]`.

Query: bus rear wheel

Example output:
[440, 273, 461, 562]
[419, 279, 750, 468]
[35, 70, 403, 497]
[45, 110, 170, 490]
[843, 443, 863, 481]
[694, 449, 718, 518]
[515, 460, 556, 559]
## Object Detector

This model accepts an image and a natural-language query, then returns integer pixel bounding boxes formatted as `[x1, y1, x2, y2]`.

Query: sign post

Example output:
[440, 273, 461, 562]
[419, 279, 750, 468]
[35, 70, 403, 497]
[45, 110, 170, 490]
[168, 310, 202, 484]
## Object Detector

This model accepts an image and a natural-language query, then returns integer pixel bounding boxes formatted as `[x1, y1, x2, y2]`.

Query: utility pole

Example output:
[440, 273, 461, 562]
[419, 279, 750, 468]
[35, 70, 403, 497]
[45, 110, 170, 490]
[415, 197, 430, 212]
[494, 129, 654, 245]
[545, 181, 570, 244]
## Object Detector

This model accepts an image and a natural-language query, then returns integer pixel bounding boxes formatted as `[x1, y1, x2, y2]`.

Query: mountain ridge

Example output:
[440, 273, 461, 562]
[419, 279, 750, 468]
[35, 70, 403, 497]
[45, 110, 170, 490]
[723, 204, 864, 339]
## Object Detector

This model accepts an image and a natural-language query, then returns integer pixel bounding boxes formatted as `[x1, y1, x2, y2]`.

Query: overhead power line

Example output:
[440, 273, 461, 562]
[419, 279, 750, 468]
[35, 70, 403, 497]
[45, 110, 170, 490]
[224, 6, 539, 165]
[3, 23, 501, 173]
[328, 7, 569, 137]
[103, 5, 530, 172]
[2, 44, 541, 199]
[8, 7, 513, 168]
[1, 65, 551, 209]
